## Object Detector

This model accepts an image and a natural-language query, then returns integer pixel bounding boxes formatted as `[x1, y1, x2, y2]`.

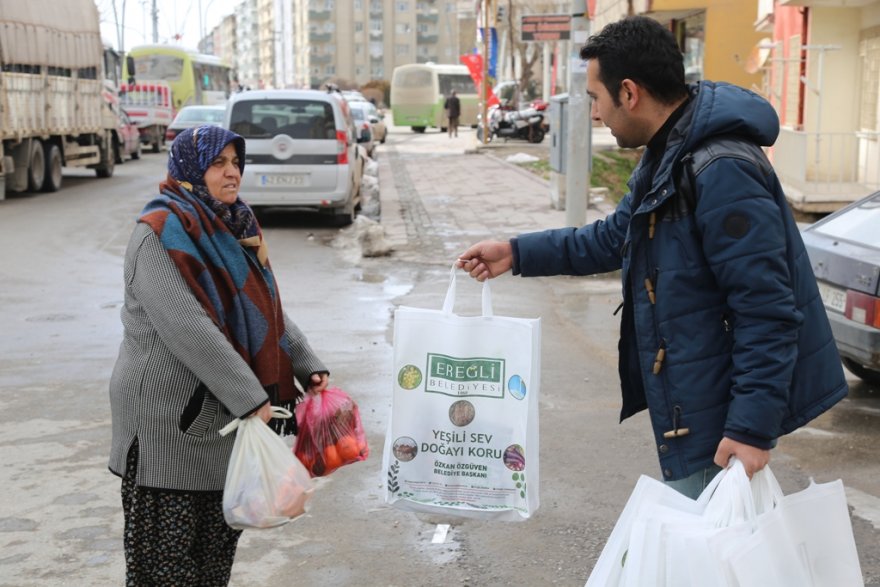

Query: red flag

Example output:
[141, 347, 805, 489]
[459, 54, 499, 106]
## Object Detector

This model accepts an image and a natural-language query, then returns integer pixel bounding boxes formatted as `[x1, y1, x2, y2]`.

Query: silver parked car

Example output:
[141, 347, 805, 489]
[225, 88, 367, 226]
[801, 191, 880, 384]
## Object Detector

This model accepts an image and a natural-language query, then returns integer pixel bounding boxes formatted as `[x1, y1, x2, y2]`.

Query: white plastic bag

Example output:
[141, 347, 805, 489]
[219, 406, 314, 529]
[382, 266, 541, 521]
[727, 477, 864, 587]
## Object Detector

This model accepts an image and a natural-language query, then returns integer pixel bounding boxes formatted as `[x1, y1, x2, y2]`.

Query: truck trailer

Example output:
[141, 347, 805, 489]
[0, 0, 119, 198]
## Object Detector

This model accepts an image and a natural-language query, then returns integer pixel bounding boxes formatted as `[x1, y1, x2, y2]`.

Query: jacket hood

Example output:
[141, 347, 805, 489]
[680, 81, 779, 151]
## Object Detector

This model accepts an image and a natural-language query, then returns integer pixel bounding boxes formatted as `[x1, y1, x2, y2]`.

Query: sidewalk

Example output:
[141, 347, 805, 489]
[377, 128, 618, 265]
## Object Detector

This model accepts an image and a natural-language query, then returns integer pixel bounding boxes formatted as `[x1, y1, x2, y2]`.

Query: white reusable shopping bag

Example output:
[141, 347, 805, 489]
[382, 266, 541, 521]
[727, 477, 864, 587]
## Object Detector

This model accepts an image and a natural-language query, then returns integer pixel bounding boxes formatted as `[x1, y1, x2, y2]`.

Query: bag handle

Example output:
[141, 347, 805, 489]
[219, 406, 292, 437]
[443, 264, 493, 317]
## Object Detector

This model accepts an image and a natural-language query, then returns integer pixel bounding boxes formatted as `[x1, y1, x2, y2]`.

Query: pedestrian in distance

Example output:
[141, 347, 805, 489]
[456, 15, 847, 499]
[444, 89, 461, 138]
[108, 125, 330, 586]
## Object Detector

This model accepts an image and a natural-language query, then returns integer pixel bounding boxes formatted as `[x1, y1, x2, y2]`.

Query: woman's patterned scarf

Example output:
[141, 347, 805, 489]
[138, 126, 300, 433]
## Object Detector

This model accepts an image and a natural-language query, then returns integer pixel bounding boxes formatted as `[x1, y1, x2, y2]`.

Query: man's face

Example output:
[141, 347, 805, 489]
[587, 60, 637, 148]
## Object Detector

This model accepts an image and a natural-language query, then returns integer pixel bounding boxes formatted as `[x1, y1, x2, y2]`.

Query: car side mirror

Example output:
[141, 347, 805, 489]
[368, 116, 379, 124]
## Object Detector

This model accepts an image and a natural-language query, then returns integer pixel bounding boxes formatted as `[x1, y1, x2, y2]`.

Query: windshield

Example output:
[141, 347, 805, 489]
[812, 192, 880, 247]
[177, 107, 224, 123]
[229, 99, 337, 139]
[133, 55, 184, 81]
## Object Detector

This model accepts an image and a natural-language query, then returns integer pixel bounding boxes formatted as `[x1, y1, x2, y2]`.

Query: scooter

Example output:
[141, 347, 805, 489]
[476, 103, 546, 144]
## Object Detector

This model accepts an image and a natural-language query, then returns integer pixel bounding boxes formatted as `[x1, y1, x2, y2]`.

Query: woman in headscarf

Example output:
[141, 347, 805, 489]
[108, 125, 329, 586]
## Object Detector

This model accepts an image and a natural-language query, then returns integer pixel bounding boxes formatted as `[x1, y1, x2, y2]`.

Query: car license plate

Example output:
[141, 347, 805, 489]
[817, 281, 847, 313]
[260, 174, 307, 187]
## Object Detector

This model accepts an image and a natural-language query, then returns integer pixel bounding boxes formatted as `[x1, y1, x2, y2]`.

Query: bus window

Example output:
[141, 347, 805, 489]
[438, 74, 476, 96]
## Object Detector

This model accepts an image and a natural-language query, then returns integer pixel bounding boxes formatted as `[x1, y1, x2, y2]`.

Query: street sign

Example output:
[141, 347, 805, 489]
[521, 14, 572, 42]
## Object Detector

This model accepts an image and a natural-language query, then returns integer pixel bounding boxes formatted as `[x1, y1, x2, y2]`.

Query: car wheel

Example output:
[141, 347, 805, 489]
[842, 358, 880, 386]
[41, 144, 63, 192]
[412, 126, 426, 133]
[27, 140, 45, 192]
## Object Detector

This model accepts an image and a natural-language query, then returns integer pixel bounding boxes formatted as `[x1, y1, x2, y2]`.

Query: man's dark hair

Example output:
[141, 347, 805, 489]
[579, 16, 687, 107]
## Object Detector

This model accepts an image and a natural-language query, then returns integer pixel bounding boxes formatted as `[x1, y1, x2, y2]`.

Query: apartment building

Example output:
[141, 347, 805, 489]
[756, 0, 880, 212]
[235, 0, 260, 88]
[205, 0, 467, 89]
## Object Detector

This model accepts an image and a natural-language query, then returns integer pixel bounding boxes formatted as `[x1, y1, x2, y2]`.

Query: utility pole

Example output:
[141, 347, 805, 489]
[564, 0, 590, 227]
[151, 0, 158, 43]
[481, 0, 490, 144]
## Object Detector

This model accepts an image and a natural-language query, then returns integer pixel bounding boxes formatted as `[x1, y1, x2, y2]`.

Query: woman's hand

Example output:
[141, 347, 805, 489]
[251, 401, 272, 423]
[306, 372, 329, 396]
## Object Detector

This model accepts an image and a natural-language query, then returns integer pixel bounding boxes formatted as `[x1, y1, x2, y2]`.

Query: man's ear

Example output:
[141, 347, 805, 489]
[620, 79, 639, 110]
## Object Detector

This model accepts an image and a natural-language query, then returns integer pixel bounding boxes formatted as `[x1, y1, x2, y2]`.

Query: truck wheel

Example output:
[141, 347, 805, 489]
[27, 140, 45, 192]
[412, 126, 426, 133]
[96, 137, 116, 178]
[41, 144, 63, 193]
[114, 138, 124, 164]
[131, 140, 141, 160]
[152, 137, 161, 153]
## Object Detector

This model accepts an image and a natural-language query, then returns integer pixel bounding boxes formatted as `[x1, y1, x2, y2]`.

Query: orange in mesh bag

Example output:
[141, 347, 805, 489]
[294, 387, 369, 477]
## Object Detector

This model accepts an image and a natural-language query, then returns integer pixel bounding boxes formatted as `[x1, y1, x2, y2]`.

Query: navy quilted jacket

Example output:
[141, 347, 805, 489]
[512, 81, 847, 481]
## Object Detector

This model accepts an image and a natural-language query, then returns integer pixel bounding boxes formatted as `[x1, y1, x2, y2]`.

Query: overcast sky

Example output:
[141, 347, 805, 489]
[97, 0, 240, 52]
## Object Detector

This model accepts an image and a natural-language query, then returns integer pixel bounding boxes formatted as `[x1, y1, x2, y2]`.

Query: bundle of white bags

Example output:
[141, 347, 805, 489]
[586, 459, 864, 587]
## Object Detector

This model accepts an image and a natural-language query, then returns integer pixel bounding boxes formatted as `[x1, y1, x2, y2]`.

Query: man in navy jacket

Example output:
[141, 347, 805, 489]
[457, 16, 847, 497]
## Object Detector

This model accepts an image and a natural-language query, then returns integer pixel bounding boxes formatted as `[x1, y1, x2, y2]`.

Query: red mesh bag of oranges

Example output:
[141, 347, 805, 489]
[294, 387, 369, 477]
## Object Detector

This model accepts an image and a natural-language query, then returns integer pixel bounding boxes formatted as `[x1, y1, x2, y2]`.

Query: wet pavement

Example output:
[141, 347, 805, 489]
[1, 124, 877, 586]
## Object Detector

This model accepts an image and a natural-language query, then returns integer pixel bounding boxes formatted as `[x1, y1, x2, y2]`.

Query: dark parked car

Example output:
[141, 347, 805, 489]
[117, 109, 142, 163]
[801, 191, 880, 384]
[164, 104, 226, 143]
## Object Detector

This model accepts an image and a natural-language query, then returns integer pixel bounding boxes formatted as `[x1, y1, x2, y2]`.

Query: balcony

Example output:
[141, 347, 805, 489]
[416, 55, 438, 63]
[308, 9, 332, 19]
[311, 54, 334, 65]
[417, 12, 438, 22]
[310, 32, 332, 42]
[416, 33, 438, 44]
[773, 129, 880, 213]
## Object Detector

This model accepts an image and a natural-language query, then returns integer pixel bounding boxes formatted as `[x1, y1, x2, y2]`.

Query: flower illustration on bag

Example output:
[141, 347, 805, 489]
[398, 365, 422, 390]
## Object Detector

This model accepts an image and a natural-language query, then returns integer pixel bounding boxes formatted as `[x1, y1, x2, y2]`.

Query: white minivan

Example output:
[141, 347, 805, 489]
[225, 89, 366, 225]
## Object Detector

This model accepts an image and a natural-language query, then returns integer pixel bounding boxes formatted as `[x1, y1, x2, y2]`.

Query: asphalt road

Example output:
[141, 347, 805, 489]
[0, 123, 877, 586]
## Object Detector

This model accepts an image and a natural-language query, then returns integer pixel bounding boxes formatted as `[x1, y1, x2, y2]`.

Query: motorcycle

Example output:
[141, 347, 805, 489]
[476, 102, 546, 144]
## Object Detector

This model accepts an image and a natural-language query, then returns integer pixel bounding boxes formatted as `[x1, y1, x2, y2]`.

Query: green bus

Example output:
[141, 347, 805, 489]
[390, 63, 478, 133]
[123, 45, 231, 112]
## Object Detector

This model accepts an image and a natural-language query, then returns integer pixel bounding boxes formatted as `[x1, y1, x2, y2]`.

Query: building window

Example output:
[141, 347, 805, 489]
[396, 44, 409, 55]
[395, 23, 411, 34]
[326, 66, 335, 75]
[417, 23, 429, 33]
[355, 22, 364, 32]
[355, 44, 363, 54]
[370, 19, 382, 32]
[397, 1, 409, 11]
[355, 0, 363, 8]
[324, 0, 334, 9]
[860, 35, 880, 132]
